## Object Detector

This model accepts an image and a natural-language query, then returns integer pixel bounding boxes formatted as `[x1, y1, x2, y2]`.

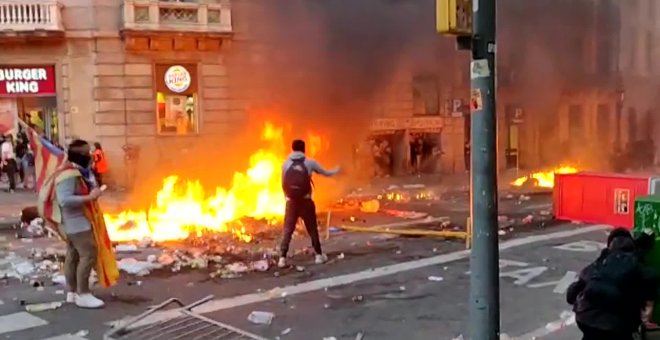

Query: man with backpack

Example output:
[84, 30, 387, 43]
[567, 228, 657, 340]
[279, 139, 340, 268]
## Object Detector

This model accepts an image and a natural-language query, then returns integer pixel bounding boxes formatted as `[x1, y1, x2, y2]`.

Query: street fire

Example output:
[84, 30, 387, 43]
[103, 123, 325, 243]
[511, 166, 578, 188]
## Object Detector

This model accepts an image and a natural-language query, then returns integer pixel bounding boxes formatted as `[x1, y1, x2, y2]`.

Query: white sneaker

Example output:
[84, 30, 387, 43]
[75, 293, 104, 309]
[66, 292, 77, 303]
[315, 254, 328, 264]
[277, 257, 287, 268]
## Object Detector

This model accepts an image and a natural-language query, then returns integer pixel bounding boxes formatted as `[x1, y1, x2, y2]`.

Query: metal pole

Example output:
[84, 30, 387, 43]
[468, 0, 499, 338]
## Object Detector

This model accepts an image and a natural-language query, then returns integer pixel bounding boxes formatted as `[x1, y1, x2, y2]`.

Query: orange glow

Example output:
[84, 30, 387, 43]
[103, 122, 325, 243]
[511, 166, 578, 188]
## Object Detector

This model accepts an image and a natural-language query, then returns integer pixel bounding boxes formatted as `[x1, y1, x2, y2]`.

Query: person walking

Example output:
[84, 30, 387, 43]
[39, 139, 119, 308]
[278, 139, 340, 268]
[566, 228, 657, 340]
[1, 133, 17, 193]
[92, 142, 109, 187]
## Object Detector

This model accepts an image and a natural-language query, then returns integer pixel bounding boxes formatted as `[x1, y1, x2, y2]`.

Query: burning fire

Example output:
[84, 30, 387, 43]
[104, 123, 326, 243]
[511, 166, 578, 188]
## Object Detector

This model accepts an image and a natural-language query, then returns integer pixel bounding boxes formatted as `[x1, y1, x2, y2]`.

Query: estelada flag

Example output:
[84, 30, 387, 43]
[20, 121, 65, 192]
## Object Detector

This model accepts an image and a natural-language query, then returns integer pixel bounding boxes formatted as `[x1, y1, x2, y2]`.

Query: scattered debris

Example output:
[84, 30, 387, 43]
[355, 332, 365, 340]
[247, 311, 274, 325]
[518, 194, 531, 201]
[115, 244, 139, 253]
[117, 258, 162, 276]
[427, 276, 444, 282]
[337, 253, 345, 260]
[51, 274, 66, 285]
[323, 337, 338, 340]
[251, 260, 269, 272]
[295, 266, 305, 272]
[226, 262, 249, 273]
[522, 215, 534, 224]
[498, 230, 507, 236]
[25, 301, 63, 312]
[74, 330, 89, 337]
[281, 328, 291, 335]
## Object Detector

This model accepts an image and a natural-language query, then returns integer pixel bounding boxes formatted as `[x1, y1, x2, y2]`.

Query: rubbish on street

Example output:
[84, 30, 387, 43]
[323, 337, 337, 340]
[522, 215, 534, 224]
[295, 266, 305, 272]
[281, 328, 291, 335]
[115, 244, 139, 253]
[12, 261, 35, 276]
[251, 260, 269, 272]
[226, 262, 249, 273]
[355, 332, 365, 340]
[247, 311, 275, 325]
[51, 273, 66, 285]
[25, 301, 63, 312]
[117, 258, 162, 276]
[75, 330, 89, 337]
[427, 276, 444, 282]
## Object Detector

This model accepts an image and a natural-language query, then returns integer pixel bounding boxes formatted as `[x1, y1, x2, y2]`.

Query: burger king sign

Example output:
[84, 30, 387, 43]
[164, 65, 191, 93]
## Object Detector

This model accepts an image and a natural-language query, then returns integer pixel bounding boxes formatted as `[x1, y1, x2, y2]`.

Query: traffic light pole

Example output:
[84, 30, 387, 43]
[468, 0, 500, 339]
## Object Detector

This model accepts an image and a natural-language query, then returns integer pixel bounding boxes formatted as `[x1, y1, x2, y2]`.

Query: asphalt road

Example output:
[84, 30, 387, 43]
[0, 223, 610, 340]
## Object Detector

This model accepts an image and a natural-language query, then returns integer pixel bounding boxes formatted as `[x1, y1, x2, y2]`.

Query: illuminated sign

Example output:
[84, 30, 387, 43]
[164, 65, 191, 93]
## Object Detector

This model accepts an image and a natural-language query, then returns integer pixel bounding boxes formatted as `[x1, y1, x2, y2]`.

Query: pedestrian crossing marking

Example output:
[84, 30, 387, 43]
[42, 334, 88, 340]
[0, 311, 48, 334]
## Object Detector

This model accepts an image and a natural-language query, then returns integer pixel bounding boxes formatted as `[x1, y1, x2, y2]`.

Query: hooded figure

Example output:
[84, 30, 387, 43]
[567, 228, 656, 340]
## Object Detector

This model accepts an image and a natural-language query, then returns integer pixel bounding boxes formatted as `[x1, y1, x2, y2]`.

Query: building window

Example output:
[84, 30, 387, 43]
[568, 104, 583, 143]
[155, 64, 199, 135]
[597, 104, 610, 145]
[412, 75, 439, 116]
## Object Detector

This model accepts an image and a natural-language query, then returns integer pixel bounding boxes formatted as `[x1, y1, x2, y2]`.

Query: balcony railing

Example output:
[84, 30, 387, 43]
[123, 0, 232, 34]
[0, 0, 63, 32]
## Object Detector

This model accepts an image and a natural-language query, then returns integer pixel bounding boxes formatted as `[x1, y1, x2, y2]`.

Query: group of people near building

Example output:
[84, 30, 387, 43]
[568, 227, 660, 339]
[0, 128, 109, 193]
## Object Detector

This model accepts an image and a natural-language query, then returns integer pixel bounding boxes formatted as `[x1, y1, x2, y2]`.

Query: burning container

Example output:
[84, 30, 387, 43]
[553, 172, 660, 229]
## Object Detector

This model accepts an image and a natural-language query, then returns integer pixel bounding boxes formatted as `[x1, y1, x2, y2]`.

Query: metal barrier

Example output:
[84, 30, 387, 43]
[104, 295, 268, 340]
[324, 212, 472, 249]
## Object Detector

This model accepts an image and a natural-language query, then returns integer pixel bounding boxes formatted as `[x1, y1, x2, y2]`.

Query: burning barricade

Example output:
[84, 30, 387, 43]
[510, 166, 578, 188]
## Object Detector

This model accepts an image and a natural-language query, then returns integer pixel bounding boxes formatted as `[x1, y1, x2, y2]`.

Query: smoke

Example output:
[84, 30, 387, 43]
[230, 0, 440, 155]
[498, 0, 616, 169]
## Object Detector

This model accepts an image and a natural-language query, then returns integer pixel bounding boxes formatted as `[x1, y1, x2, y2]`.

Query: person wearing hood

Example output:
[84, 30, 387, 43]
[567, 228, 657, 340]
[278, 139, 340, 268]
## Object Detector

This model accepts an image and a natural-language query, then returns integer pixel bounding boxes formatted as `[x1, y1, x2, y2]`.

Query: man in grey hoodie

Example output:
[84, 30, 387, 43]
[279, 139, 340, 268]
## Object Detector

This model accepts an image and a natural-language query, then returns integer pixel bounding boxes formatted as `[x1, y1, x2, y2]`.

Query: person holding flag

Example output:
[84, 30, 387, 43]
[28, 129, 118, 308]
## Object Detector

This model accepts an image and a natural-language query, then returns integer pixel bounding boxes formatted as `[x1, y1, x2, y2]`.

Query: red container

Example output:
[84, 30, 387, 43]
[553, 172, 652, 229]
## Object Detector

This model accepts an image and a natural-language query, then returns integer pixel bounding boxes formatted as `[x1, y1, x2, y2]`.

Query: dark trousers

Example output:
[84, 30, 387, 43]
[578, 322, 634, 340]
[3, 159, 16, 190]
[280, 199, 322, 257]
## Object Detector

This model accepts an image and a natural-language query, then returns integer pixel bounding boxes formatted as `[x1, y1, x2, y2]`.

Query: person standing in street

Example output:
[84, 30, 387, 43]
[566, 228, 657, 340]
[1, 133, 17, 193]
[278, 139, 340, 268]
[92, 142, 109, 187]
[39, 139, 119, 308]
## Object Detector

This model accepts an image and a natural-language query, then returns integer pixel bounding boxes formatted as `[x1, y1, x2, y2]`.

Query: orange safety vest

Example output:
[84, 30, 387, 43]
[93, 149, 109, 174]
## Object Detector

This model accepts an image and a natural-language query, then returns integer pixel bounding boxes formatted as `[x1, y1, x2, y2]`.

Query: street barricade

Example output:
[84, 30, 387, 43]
[553, 172, 659, 229]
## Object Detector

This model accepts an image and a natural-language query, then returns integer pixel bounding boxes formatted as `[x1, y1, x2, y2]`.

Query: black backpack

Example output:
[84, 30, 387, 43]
[581, 251, 638, 308]
[283, 158, 312, 200]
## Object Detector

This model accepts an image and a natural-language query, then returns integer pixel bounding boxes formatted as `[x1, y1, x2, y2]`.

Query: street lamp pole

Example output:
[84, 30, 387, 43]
[468, 0, 500, 338]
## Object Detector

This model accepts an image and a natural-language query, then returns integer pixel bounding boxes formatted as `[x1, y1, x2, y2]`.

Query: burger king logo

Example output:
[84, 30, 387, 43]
[164, 65, 191, 93]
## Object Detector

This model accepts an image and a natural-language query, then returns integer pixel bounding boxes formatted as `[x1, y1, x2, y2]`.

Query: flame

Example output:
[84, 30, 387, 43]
[511, 166, 578, 188]
[103, 122, 324, 243]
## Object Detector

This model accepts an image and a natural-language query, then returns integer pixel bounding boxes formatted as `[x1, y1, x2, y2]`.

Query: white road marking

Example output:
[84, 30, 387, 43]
[0, 311, 48, 334]
[109, 224, 610, 330]
[42, 334, 88, 340]
[516, 312, 576, 339]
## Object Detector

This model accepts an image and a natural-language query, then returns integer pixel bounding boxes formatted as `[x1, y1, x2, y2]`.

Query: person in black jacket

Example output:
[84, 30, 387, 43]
[566, 228, 657, 340]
